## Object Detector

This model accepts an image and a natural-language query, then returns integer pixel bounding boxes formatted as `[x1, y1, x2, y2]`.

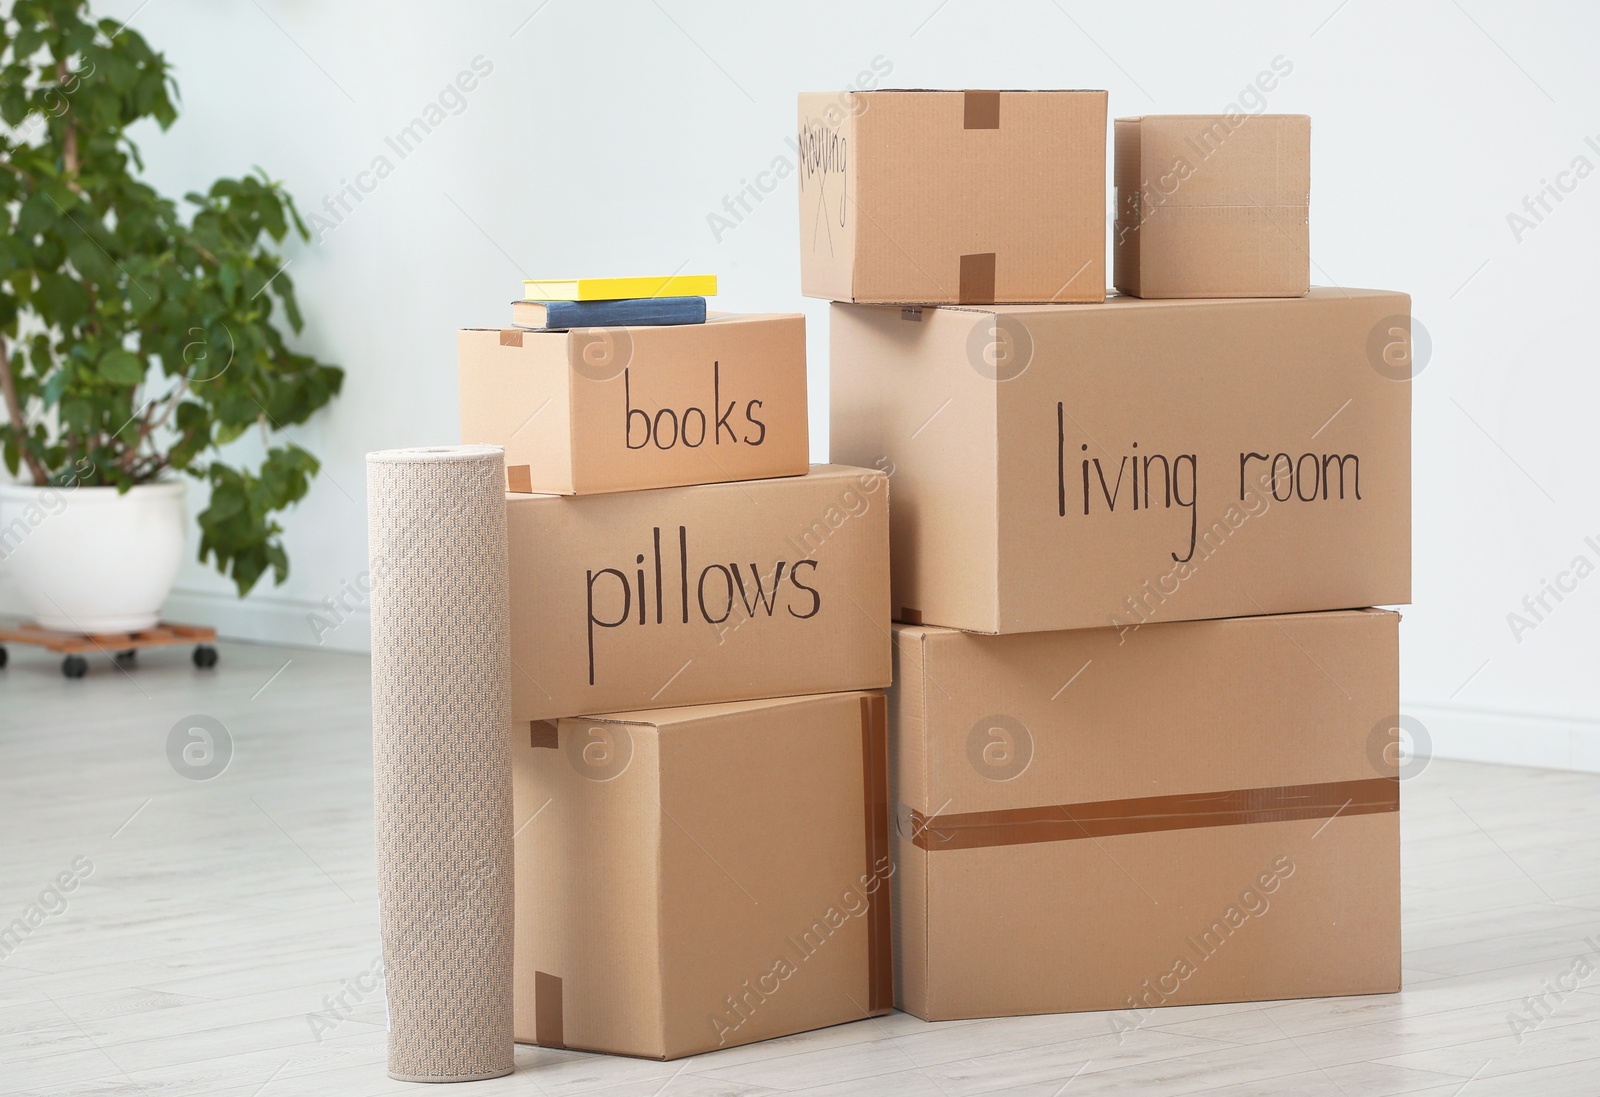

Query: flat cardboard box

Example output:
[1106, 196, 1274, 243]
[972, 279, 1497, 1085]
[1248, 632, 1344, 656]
[458, 314, 808, 495]
[797, 90, 1106, 304]
[891, 609, 1400, 1021]
[507, 464, 892, 721]
[512, 690, 893, 1058]
[1115, 115, 1310, 298]
[830, 289, 1411, 635]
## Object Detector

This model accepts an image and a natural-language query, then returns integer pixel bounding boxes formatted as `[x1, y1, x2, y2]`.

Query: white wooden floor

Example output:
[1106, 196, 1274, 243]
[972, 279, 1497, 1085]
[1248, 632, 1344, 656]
[2, 638, 1598, 1096]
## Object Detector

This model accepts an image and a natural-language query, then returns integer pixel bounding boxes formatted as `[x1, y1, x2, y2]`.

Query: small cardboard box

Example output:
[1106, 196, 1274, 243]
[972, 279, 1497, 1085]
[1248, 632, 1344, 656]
[1115, 114, 1310, 298]
[512, 690, 893, 1058]
[797, 90, 1106, 304]
[830, 289, 1411, 635]
[506, 464, 891, 722]
[890, 609, 1400, 1021]
[458, 314, 809, 495]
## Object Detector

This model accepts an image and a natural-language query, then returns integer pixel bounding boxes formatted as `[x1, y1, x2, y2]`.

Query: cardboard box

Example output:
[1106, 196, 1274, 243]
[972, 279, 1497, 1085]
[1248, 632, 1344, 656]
[458, 314, 809, 495]
[512, 690, 893, 1058]
[797, 90, 1106, 304]
[830, 289, 1411, 635]
[1114, 115, 1310, 298]
[890, 609, 1400, 1021]
[507, 464, 891, 721]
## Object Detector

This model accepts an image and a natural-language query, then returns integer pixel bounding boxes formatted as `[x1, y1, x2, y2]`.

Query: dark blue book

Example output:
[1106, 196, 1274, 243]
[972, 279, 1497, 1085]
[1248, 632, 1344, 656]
[511, 296, 707, 329]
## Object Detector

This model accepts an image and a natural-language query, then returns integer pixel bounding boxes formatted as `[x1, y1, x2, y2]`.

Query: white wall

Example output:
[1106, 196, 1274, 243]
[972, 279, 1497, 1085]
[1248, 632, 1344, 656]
[4, 1, 1598, 768]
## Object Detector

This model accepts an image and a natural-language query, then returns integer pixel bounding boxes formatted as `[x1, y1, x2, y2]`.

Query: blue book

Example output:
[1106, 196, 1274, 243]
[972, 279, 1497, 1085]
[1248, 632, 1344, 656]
[511, 296, 707, 329]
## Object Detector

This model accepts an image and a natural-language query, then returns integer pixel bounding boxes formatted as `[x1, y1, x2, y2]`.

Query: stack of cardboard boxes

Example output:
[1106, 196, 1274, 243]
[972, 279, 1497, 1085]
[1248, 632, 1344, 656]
[809, 91, 1409, 1021]
[453, 85, 1411, 1062]
[457, 293, 898, 1056]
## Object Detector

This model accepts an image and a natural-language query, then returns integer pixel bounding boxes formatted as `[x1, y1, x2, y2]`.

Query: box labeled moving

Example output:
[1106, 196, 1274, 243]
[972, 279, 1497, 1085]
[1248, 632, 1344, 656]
[512, 690, 893, 1058]
[830, 289, 1411, 635]
[506, 464, 891, 721]
[458, 313, 808, 495]
[797, 90, 1106, 304]
[890, 609, 1400, 1021]
[1115, 114, 1310, 298]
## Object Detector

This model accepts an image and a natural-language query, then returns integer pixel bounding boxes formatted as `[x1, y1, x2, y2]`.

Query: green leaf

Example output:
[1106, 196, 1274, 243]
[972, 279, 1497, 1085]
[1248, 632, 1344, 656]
[98, 348, 145, 385]
[36, 272, 90, 328]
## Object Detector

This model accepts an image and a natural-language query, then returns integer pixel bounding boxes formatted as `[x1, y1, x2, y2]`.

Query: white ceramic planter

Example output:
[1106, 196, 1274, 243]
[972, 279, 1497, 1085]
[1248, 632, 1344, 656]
[0, 479, 187, 633]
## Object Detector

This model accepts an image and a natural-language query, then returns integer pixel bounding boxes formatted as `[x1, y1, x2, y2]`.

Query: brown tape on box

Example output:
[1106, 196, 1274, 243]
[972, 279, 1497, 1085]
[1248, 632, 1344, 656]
[499, 329, 523, 348]
[859, 693, 892, 1012]
[959, 253, 996, 304]
[533, 971, 564, 1048]
[529, 721, 558, 749]
[905, 776, 1398, 853]
[955, 94, 1000, 304]
[962, 90, 1000, 129]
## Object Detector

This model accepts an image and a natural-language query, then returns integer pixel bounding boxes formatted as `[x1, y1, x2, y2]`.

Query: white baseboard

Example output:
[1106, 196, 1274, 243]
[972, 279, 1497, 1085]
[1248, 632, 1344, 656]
[158, 587, 372, 653]
[9, 575, 1599, 774]
[0, 575, 370, 653]
[1404, 701, 1600, 774]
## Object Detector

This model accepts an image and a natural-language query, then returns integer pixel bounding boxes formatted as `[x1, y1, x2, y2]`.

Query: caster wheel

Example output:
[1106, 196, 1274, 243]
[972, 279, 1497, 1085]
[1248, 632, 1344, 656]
[115, 649, 137, 663]
[62, 655, 88, 679]
[192, 645, 219, 669]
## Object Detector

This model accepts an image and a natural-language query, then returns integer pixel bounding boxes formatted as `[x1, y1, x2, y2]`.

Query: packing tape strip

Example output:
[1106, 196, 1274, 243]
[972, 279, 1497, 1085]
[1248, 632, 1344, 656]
[963, 90, 1000, 130]
[959, 253, 996, 304]
[534, 971, 564, 1049]
[859, 693, 893, 1013]
[905, 776, 1398, 853]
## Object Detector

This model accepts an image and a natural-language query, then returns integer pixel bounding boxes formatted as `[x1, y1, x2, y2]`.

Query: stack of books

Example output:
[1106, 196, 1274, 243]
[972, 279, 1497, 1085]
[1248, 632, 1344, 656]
[512, 274, 715, 330]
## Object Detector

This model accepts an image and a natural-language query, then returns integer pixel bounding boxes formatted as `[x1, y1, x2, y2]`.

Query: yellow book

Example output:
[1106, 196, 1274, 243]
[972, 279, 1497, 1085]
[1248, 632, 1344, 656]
[522, 274, 717, 302]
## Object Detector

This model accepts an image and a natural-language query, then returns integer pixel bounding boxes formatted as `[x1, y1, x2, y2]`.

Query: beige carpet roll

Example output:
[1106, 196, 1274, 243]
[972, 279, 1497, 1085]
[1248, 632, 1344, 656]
[367, 445, 514, 1083]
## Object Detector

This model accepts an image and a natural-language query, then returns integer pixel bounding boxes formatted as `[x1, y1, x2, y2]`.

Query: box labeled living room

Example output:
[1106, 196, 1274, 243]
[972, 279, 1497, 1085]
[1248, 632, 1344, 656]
[831, 288, 1411, 635]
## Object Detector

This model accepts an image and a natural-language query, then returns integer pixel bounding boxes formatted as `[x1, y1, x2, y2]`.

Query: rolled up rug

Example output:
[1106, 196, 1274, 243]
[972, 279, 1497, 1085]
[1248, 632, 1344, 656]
[367, 444, 513, 1083]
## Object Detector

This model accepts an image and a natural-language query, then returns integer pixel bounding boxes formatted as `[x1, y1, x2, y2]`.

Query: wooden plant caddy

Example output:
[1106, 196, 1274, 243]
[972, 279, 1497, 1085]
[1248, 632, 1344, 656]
[0, 621, 219, 678]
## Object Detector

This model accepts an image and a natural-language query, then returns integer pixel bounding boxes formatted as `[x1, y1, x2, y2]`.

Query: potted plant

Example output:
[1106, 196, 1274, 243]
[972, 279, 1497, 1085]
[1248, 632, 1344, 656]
[0, 1, 342, 635]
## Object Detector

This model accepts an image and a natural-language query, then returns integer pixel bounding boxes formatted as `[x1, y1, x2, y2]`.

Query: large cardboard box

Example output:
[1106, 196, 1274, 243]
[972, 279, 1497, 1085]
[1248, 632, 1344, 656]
[506, 464, 891, 721]
[830, 290, 1411, 635]
[458, 314, 808, 495]
[1114, 114, 1310, 298]
[797, 90, 1106, 304]
[512, 690, 893, 1058]
[890, 609, 1400, 1021]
